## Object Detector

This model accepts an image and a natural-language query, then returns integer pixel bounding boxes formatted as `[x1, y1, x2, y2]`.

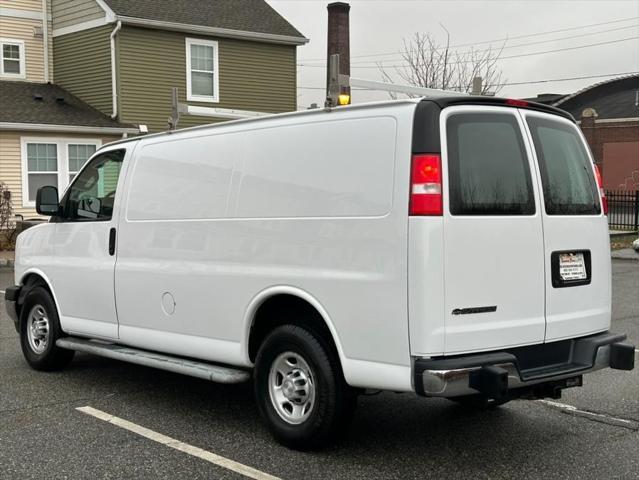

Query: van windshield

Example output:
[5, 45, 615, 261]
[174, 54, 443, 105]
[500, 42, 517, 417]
[526, 116, 601, 215]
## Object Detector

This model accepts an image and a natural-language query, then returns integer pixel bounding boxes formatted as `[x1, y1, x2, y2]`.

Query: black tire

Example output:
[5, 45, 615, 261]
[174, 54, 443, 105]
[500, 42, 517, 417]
[254, 324, 356, 450]
[19, 286, 74, 371]
[449, 394, 510, 410]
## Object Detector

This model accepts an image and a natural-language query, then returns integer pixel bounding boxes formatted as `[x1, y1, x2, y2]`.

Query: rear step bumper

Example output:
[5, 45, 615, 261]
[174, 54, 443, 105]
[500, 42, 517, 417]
[413, 332, 635, 398]
[56, 337, 250, 384]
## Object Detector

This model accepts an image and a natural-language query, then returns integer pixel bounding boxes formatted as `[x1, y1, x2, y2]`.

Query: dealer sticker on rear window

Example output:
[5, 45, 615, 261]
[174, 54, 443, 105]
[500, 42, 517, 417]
[559, 253, 587, 281]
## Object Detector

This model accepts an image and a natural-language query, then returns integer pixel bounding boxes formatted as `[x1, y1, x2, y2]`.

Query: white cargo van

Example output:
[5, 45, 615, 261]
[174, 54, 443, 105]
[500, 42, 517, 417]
[5, 97, 635, 449]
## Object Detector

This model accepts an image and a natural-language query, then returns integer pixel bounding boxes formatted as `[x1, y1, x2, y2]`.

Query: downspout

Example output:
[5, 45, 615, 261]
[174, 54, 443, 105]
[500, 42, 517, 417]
[110, 20, 122, 119]
[41, 0, 49, 82]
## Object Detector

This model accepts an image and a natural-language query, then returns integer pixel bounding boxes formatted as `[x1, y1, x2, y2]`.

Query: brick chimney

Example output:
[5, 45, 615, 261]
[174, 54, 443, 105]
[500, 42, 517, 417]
[326, 2, 350, 95]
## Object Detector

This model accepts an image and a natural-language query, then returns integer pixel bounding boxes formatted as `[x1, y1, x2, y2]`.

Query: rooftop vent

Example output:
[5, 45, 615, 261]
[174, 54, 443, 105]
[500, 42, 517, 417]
[56, 97, 65, 104]
[33, 94, 43, 101]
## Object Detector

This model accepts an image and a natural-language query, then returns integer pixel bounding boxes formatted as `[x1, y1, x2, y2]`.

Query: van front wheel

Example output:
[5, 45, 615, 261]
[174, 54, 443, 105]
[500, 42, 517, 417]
[253, 325, 356, 449]
[19, 286, 74, 371]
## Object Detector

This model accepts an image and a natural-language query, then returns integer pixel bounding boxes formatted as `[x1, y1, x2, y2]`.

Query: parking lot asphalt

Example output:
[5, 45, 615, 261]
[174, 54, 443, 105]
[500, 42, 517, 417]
[0, 261, 637, 480]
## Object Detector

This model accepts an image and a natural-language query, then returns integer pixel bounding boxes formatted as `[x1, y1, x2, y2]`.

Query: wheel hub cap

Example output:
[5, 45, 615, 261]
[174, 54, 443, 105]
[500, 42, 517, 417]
[281, 369, 310, 403]
[268, 352, 315, 425]
[27, 304, 50, 354]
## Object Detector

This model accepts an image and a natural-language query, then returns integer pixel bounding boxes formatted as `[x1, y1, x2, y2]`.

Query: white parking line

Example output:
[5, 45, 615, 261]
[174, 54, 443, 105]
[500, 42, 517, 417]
[77, 406, 281, 480]
[538, 399, 638, 429]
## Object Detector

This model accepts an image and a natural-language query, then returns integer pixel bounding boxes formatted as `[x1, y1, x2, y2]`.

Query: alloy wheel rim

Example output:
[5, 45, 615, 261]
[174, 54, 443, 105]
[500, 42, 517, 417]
[268, 351, 316, 425]
[27, 304, 50, 354]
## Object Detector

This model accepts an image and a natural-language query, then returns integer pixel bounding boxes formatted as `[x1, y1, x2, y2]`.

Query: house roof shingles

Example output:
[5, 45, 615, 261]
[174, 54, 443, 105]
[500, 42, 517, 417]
[103, 0, 306, 39]
[0, 81, 135, 130]
[521, 93, 568, 105]
[553, 74, 639, 120]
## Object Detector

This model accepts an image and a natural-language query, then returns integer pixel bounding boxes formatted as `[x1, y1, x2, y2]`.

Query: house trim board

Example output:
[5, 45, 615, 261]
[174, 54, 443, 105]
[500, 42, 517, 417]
[0, 123, 138, 135]
[52, 10, 308, 46]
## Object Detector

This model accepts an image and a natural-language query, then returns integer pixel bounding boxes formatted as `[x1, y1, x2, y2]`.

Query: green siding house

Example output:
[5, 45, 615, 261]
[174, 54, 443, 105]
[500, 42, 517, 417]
[51, 0, 307, 132]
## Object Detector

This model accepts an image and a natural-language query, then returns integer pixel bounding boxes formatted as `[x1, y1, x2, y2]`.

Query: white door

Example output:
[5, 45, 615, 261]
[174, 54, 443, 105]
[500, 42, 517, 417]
[521, 111, 611, 341]
[49, 147, 130, 339]
[441, 106, 546, 354]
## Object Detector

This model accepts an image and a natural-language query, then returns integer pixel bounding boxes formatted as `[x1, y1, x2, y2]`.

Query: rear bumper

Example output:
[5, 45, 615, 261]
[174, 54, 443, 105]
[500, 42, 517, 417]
[414, 332, 635, 398]
[4, 286, 21, 333]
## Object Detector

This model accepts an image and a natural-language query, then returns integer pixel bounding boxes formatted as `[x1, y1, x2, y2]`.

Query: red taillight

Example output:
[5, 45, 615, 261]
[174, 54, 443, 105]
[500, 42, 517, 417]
[410, 154, 442, 216]
[593, 164, 608, 215]
[505, 98, 529, 107]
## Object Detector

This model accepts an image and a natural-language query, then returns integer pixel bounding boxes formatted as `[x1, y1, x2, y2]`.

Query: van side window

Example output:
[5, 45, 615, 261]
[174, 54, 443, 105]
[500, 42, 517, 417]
[526, 117, 600, 216]
[447, 113, 535, 216]
[61, 149, 125, 221]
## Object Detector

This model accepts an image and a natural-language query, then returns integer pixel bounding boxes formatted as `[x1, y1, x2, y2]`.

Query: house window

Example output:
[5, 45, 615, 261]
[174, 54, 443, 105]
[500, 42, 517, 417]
[68, 144, 97, 182]
[26, 143, 58, 203]
[0, 38, 25, 78]
[21, 138, 101, 207]
[186, 38, 219, 103]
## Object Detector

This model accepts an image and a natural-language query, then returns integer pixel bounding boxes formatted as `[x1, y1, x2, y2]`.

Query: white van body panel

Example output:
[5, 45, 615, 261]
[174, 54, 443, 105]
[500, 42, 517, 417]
[407, 217, 445, 356]
[12, 99, 617, 397]
[13, 223, 55, 286]
[47, 144, 135, 340]
[520, 110, 611, 341]
[14, 144, 136, 340]
[113, 104, 416, 391]
[438, 106, 546, 354]
[241, 285, 412, 391]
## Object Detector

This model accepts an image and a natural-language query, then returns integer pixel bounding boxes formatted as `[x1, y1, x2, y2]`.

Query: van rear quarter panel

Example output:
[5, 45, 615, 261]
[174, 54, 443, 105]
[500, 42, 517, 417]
[115, 104, 416, 391]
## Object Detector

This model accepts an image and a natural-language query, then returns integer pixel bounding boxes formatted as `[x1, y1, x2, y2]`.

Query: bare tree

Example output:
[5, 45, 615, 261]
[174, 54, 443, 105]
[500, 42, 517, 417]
[379, 28, 506, 97]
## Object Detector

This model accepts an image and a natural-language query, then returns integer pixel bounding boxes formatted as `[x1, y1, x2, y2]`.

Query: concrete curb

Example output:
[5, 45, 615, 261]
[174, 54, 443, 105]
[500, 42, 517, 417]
[0, 258, 14, 270]
[610, 231, 638, 238]
[611, 248, 639, 261]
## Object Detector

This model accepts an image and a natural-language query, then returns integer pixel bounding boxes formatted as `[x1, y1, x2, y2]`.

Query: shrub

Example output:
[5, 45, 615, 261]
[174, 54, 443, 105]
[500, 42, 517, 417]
[0, 183, 16, 250]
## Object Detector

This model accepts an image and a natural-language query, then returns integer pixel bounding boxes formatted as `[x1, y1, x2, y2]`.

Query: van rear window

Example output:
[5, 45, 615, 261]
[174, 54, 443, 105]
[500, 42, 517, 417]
[447, 113, 535, 216]
[526, 116, 601, 216]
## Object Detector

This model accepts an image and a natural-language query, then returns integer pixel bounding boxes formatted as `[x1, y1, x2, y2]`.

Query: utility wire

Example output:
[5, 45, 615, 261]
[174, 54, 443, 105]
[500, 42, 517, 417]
[297, 36, 639, 69]
[296, 71, 639, 90]
[343, 24, 639, 66]
[298, 16, 639, 62]
[487, 71, 639, 87]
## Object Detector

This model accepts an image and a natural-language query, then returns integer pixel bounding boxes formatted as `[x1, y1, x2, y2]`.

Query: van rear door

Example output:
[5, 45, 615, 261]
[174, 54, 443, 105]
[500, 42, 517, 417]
[521, 111, 611, 342]
[440, 106, 546, 354]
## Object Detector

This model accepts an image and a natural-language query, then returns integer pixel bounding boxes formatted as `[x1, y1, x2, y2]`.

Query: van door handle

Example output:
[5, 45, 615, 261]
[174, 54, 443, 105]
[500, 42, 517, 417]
[108, 228, 116, 256]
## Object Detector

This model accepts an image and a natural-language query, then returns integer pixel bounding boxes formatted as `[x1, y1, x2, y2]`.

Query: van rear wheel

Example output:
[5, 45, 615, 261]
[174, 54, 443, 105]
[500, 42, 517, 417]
[19, 286, 74, 371]
[253, 325, 356, 449]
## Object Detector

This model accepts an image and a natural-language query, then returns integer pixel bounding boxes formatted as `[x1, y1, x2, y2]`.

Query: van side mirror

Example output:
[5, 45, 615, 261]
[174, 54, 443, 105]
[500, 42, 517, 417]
[35, 186, 60, 216]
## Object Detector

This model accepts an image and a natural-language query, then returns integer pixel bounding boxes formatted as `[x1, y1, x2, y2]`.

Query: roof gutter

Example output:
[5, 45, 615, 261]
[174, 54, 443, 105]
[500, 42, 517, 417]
[0, 122, 139, 135]
[116, 16, 309, 45]
[110, 20, 122, 119]
[41, 0, 49, 83]
[576, 117, 639, 125]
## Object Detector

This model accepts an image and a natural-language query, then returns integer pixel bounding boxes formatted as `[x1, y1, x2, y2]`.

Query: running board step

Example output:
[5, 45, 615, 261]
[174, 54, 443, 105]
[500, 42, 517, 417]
[56, 337, 250, 384]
